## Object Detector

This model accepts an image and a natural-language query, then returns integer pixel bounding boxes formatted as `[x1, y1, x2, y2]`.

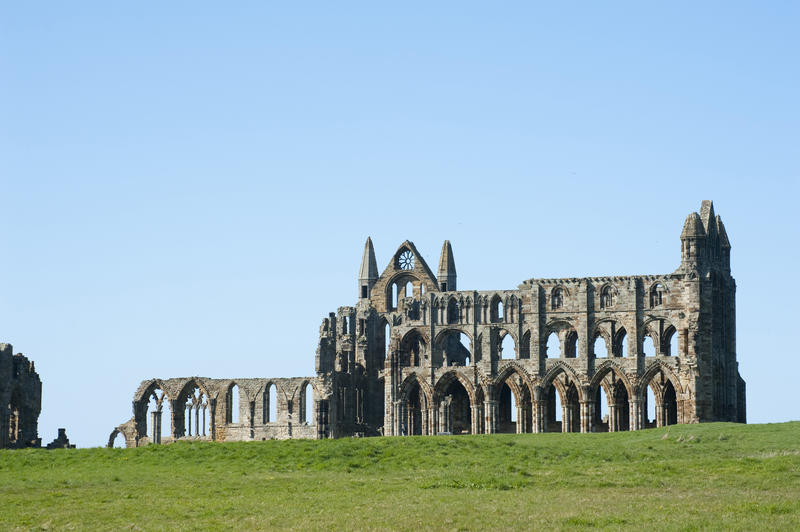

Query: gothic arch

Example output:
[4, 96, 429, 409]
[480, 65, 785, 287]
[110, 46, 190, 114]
[399, 329, 431, 367]
[433, 327, 473, 345]
[135, 378, 173, 403]
[599, 284, 617, 309]
[541, 362, 585, 402]
[590, 361, 634, 398]
[637, 362, 683, 399]
[433, 371, 477, 405]
[399, 372, 433, 406]
[494, 362, 534, 397]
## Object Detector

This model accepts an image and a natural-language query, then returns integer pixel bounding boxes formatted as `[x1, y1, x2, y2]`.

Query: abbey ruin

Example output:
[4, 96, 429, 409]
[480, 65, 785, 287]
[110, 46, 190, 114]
[110, 201, 745, 446]
[1, 343, 42, 449]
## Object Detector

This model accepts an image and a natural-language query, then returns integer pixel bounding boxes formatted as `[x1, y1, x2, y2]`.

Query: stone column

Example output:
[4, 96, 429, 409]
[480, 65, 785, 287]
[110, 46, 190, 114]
[484, 400, 497, 434]
[629, 398, 641, 431]
[392, 401, 402, 436]
[608, 402, 617, 432]
[516, 404, 523, 434]
[580, 400, 593, 433]
[439, 396, 452, 433]
[151, 411, 162, 444]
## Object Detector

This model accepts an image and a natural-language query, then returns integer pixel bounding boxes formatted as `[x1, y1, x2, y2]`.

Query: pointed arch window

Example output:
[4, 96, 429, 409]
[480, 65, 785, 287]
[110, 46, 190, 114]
[600, 286, 615, 309]
[650, 284, 664, 308]
[551, 287, 564, 310]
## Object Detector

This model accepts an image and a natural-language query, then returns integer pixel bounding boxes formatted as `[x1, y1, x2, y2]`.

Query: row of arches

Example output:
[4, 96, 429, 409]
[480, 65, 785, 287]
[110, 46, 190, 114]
[391, 317, 680, 368]
[394, 363, 682, 435]
[549, 282, 670, 310]
[135, 379, 315, 445]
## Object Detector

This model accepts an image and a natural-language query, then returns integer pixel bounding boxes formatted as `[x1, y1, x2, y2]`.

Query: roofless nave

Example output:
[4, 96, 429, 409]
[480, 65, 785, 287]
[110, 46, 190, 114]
[110, 201, 745, 446]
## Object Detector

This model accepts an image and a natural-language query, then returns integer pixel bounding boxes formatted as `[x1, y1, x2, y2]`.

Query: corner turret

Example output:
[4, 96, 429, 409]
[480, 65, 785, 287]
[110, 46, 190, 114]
[358, 237, 378, 299]
[437, 240, 457, 291]
[680, 212, 706, 271]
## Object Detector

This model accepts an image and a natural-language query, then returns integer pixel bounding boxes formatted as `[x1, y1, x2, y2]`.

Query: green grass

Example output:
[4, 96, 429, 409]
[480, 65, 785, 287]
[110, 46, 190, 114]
[2, 422, 799, 530]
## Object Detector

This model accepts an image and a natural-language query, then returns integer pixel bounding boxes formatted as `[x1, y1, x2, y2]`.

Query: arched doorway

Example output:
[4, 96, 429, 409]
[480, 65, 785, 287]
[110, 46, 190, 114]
[437, 378, 472, 435]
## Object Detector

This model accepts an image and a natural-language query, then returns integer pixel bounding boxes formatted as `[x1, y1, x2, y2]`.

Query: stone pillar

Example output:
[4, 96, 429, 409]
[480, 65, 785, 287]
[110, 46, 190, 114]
[608, 402, 617, 432]
[580, 400, 593, 433]
[392, 401, 401, 436]
[151, 411, 162, 444]
[484, 400, 497, 434]
[515, 404, 523, 434]
[439, 396, 452, 433]
[629, 398, 641, 431]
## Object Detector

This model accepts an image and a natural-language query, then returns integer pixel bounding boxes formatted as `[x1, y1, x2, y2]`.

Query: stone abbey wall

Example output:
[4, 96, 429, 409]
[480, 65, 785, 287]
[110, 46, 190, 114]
[112, 201, 745, 446]
[0, 343, 42, 449]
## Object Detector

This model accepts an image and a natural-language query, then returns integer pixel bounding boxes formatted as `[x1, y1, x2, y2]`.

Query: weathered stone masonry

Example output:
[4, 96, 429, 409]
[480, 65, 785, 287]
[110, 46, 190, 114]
[0, 343, 42, 449]
[112, 200, 745, 446]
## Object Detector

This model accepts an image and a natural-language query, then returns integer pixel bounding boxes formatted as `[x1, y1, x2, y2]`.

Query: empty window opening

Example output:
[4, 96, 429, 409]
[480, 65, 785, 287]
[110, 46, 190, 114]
[490, 296, 503, 323]
[400, 330, 426, 366]
[594, 335, 608, 358]
[614, 329, 628, 357]
[421, 284, 426, 295]
[392, 284, 399, 309]
[268, 384, 278, 422]
[546, 332, 560, 358]
[405, 282, 413, 298]
[440, 282, 447, 291]
[461, 335, 471, 365]
[341, 316, 348, 335]
[650, 284, 664, 307]
[500, 333, 515, 360]
[438, 330, 471, 367]
[663, 326, 677, 356]
[383, 321, 390, 360]
[564, 331, 578, 358]
[228, 384, 240, 424]
[147, 388, 171, 443]
[643, 335, 656, 357]
[184, 386, 208, 437]
[303, 383, 313, 424]
[361, 285, 368, 298]
[447, 298, 459, 324]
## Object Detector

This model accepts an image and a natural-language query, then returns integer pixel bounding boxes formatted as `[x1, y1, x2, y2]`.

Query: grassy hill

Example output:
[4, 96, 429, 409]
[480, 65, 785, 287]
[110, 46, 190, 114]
[1, 422, 799, 530]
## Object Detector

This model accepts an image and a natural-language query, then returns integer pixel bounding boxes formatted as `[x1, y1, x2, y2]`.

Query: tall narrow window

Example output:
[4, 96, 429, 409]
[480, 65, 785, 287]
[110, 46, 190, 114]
[229, 384, 240, 424]
[304, 383, 313, 424]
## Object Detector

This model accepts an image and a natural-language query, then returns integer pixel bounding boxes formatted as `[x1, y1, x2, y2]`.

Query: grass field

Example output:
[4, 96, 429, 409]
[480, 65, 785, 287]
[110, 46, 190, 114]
[1, 422, 799, 530]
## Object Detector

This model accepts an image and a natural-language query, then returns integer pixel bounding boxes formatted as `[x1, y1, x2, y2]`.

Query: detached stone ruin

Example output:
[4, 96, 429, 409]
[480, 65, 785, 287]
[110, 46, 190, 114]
[110, 200, 745, 446]
[0, 343, 42, 449]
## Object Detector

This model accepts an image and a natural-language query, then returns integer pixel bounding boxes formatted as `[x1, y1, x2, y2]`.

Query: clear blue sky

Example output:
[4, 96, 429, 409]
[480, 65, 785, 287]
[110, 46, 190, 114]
[1, 3, 798, 447]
